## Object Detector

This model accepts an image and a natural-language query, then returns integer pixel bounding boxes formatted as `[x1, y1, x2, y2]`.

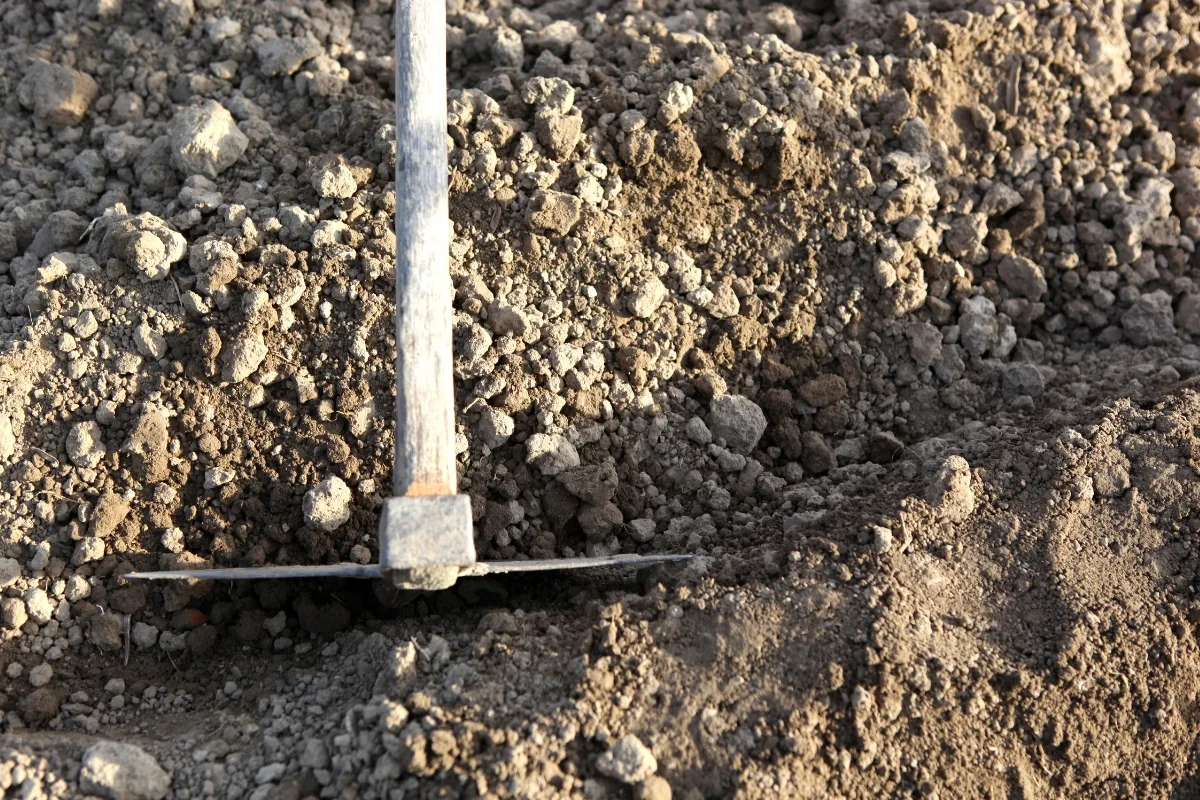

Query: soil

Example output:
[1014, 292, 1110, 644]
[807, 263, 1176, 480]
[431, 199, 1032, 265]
[5, 0, 1200, 797]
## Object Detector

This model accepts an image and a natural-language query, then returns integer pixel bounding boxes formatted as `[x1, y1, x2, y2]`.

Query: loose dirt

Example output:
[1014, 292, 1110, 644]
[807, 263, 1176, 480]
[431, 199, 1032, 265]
[5, 0, 1200, 796]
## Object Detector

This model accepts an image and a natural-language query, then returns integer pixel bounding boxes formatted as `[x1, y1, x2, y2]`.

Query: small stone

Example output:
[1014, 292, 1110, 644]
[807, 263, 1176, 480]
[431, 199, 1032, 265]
[657, 81, 695, 125]
[521, 76, 574, 114]
[535, 113, 583, 161]
[73, 537, 106, 565]
[871, 526, 893, 554]
[627, 518, 656, 543]
[926, 455, 975, 523]
[169, 100, 249, 179]
[24, 587, 54, 625]
[312, 163, 358, 199]
[18, 60, 99, 127]
[528, 190, 582, 236]
[18, 688, 60, 727]
[0, 556, 21, 588]
[303, 475, 352, 532]
[81, 741, 171, 800]
[707, 395, 767, 455]
[800, 431, 837, 475]
[300, 738, 330, 770]
[29, 662, 53, 687]
[1, 597, 27, 630]
[636, 776, 673, 800]
[525, 432, 580, 475]
[685, 417, 712, 445]
[221, 330, 268, 383]
[477, 407, 515, 449]
[133, 323, 168, 359]
[907, 322, 943, 367]
[997, 254, 1047, 301]
[578, 502, 623, 541]
[67, 421, 106, 468]
[189, 240, 239, 294]
[257, 36, 323, 77]
[90, 491, 131, 538]
[596, 735, 658, 785]
[132, 621, 160, 649]
[626, 277, 668, 318]
[1122, 290, 1176, 346]
[798, 375, 847, 408]
[204, 468, 235, 489]
[1001, 363, 1044, 400]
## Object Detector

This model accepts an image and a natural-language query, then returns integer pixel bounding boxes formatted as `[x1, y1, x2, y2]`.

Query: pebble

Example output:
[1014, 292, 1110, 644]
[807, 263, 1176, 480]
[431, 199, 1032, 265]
[24, 587, 54, 625]
[1121, 290, 1176, 346]
[312, 163, 358, 199]
[169, 100, 249, 178]
[0, 556, 20, 588]
[1, 597, 27, 629]
[477, 407, 515, 449]
[525, 432, 580, 475]
[626, 277, 668, 318]
[132, 621, 160, 649]
[707, 395, 767, 455]
[18, 59, 98, 127]
[257, 36, 324, 77]
[221, 330, 268, 383]
[596, 735, 658, 784]
[29, 662, 53, 687]
[303, 475, 353, 531]
[80, 741, 171, 800]
[66, 421, 106, 468]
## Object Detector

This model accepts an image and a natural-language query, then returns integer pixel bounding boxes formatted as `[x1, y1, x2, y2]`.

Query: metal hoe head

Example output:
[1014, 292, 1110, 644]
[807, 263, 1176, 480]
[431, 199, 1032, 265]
[126, 0, 689, 589]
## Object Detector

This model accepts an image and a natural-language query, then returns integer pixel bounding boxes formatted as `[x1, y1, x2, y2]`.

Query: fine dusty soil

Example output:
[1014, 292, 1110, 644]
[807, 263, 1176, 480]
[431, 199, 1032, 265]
[7, 0, 1200, 797]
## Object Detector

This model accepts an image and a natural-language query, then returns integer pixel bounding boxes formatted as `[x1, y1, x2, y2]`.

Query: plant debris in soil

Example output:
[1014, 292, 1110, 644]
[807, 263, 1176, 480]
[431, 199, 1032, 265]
[6, 0, 1200, 796]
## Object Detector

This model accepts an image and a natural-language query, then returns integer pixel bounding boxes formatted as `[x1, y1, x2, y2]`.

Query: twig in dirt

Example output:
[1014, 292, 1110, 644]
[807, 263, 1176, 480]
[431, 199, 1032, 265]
[123, 614, 131, 666]
[29, 447, 60, 466]
[1006, 59, 1021, 116]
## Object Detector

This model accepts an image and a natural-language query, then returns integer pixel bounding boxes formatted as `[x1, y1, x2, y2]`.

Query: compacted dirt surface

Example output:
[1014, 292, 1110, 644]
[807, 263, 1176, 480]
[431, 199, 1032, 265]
[9, 0, 1200, 796]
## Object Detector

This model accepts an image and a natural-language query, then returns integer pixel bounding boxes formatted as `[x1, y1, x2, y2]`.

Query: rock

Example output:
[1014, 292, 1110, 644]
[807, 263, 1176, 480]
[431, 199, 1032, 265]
[800, 431, 837, 475]
[534, 113, 582, 161]
[24, 587, 54, 625]
[685, 417, 712, 445]
[189, 240, 239, 294]
[521, 76, 574, 114]
[312, 163, 358, 199]
[0, 414, 15, 461]
[596, 735, 658, 785]
[997, 255, 1047, 300]
[907, 322, 943, 367]
[18, 687, 60, 727]
[169, 100, 249, 178]
[578, 501, 623, 541]
[67, 421, 106, 468]
[626, 277, 668, 318]
[88, 613, 123, 651]
[132, 622, 160, 649]
[926, 455, 974, 522]
[657, 81, 695, 125]
[81, 741, 171, 800]
[1001, 363, 1044, 400]
[559, 463, 618, 504]
[627, 518, 657, 543]
[133, 323, 168, 359]
[90, 491, 131, 538]
[221, 330, 268, 383]
[29, 662, 53, 687]
[1122, 290, 1175, 346]
[1, 597, 27, 630]
[303, 475, 352, 532]
[0, 556, 21, 588]
[527, 190, 582, 236]
[707, 395, 767, 455]
[525, 433, 579, 475]
[18, 60, 98, 127]
[95, 212, 187, 281]
[477, 407, 515, 449]
[257, 36, 323, 77]
[798, 375, 847, 408]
